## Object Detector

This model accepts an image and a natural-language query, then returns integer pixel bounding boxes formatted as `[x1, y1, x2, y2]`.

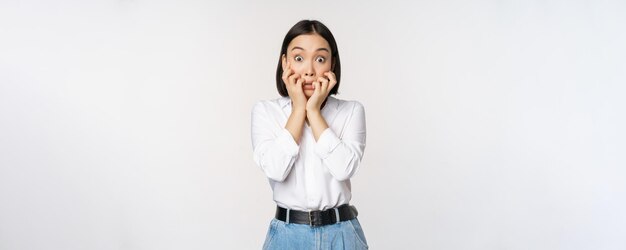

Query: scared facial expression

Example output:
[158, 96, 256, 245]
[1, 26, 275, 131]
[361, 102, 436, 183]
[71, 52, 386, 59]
[282, 33, 333, 97]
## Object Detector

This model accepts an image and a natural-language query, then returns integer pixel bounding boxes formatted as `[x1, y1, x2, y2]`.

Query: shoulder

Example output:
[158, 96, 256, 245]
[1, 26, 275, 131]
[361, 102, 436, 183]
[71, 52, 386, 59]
[252, 96, 290, 113]
[328, 96, 365, 113]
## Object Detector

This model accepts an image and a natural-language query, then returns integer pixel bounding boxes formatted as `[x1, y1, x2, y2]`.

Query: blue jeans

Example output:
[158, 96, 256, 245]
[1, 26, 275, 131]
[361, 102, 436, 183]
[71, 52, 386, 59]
[262, 218, 369, 250]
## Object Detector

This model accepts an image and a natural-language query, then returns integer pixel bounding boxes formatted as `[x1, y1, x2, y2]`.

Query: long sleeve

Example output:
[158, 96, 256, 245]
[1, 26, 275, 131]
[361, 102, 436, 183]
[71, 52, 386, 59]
[251, 101, 299, 182]
[314, 101, 366, 181]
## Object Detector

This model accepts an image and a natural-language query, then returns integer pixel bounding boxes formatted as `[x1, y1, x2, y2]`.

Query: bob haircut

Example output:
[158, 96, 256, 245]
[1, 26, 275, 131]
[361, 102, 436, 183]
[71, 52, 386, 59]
[276, 20, 341, 97]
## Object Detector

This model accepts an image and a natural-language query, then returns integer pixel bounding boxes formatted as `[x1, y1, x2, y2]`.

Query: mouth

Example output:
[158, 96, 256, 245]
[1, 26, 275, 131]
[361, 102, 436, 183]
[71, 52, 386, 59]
[303, 82, 314, 90]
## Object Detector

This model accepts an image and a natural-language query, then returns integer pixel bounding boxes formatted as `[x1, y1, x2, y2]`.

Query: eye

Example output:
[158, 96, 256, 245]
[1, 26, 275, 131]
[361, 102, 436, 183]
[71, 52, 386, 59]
[294, 55, 303, 62]
[316, 56, 326, 63]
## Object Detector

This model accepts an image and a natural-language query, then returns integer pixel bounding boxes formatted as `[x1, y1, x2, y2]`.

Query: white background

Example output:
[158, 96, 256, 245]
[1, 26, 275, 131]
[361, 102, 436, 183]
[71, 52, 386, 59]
[1, 0, 625, 249]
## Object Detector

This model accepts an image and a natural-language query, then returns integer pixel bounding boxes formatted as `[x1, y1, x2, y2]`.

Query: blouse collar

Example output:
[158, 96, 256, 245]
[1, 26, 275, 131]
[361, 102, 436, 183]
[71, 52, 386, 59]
[279, 96, 339, 111]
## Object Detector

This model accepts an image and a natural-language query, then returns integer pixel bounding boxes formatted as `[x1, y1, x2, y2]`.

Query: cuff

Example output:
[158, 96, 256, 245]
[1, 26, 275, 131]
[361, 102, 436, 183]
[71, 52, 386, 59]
[314, 128, 341, 159]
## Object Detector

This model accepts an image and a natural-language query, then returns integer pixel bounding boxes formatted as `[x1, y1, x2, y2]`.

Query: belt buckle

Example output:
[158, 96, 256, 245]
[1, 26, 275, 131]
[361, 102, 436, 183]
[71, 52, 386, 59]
[309, 210, 321, 227]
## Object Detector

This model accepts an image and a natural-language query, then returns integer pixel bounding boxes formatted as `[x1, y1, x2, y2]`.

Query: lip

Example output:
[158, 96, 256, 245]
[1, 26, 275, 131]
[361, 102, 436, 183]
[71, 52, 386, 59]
[303, 83, 314, 90]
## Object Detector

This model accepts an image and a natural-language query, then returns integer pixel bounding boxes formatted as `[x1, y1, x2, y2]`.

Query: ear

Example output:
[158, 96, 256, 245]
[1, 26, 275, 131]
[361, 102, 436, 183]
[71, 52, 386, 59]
[331, 59, 336, 71]
[281, 54, 287, 71]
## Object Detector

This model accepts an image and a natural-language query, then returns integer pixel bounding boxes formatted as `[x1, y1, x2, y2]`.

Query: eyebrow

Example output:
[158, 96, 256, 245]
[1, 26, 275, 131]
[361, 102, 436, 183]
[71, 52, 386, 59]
[291, 46, 330, 52]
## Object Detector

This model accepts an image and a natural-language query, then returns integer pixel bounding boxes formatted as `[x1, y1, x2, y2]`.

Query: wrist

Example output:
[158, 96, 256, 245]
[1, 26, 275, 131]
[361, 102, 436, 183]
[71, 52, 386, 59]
[291, 99, 306, 111]
[291, 107, 306, 116]
[306, 108, 321, 117]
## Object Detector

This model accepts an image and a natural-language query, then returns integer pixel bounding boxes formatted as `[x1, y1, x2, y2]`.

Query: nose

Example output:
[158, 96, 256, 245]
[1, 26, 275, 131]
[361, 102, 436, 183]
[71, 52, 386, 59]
[303, 61, 315, 77]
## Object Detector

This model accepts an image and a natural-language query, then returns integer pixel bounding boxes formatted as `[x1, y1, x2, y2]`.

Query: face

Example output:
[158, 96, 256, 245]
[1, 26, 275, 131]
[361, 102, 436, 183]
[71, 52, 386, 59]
[282, 33, 333, 97]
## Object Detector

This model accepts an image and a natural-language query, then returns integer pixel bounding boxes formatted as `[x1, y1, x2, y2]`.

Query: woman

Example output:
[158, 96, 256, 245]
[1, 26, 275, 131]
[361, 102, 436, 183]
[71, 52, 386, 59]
[251, 20, 368, 249]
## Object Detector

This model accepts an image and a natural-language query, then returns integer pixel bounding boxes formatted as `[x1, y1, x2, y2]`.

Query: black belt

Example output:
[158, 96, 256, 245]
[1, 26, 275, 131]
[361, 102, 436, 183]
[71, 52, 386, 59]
[275, 204, 358, 227]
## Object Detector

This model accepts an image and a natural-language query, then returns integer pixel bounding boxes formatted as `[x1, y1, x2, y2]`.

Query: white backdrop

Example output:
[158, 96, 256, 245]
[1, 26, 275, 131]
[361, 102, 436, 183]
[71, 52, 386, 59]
[1, 0, 625, 249]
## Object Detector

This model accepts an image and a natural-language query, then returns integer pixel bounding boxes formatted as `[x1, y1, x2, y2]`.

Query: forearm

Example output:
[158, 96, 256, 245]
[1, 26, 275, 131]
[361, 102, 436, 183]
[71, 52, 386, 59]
[285, 108, 306, 144]
[252, 101, 300, 182]
[307, 109, 329, 141]
[253, 136, 299, 182]
[319, 141, 364, 181]
[311, 101, 367, 181]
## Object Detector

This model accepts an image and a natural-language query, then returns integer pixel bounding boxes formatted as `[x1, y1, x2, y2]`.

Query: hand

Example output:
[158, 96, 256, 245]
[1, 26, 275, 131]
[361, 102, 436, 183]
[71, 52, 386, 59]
[281, 61, 307, 111]
[306, 71, 337, 112]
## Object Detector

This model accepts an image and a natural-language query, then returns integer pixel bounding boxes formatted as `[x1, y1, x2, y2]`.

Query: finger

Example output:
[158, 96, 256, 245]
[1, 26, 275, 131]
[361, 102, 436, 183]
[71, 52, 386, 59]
[294, 78, 305, 94]
[324, 72, 336, 83]
[328, 78, 337, 92]
[295, 78, 304, 87]
[282, 68, 293, 83]
[317, 76, 329, 93]
[325, 72, 337, 90]
[317, 76, 329, 84]
[288, 73, 300, 85]
[313, 81, 321, 95]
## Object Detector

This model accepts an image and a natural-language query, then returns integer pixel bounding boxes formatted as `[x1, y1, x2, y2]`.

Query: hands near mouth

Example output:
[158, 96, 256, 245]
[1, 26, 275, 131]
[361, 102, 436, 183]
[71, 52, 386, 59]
[305, 71, 337, 112]
[281, 61, 337, 113]
[282, 61, 336, 141]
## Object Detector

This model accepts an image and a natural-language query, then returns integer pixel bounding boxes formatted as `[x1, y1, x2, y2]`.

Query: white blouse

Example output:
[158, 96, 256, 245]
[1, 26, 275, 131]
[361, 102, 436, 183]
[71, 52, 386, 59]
[251, 96, 366, 211]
